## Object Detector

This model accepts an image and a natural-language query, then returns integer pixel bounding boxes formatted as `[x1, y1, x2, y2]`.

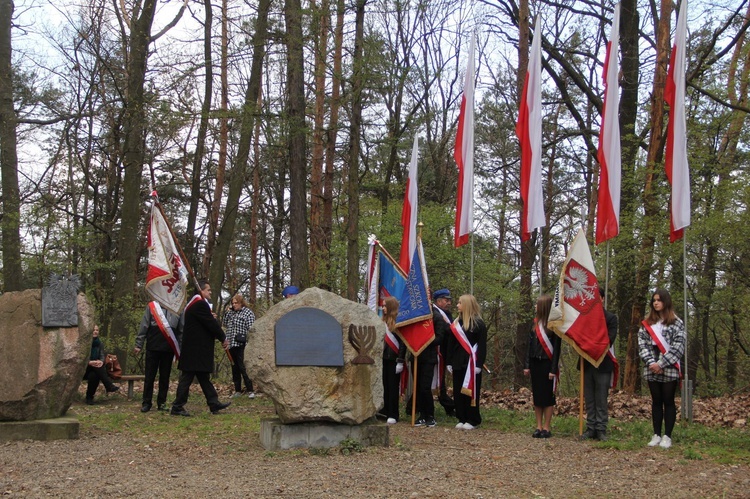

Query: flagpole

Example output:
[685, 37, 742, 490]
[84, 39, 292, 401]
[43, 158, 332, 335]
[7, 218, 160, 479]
[579, 356, 585, 436]
[152, 195, 234, 366]
[604, 241, 611, 308]
[538, 232, 543, 294]
[682, 233, 692, 422]
[470, 232, 474, 295]
[411, 356, 418, 426]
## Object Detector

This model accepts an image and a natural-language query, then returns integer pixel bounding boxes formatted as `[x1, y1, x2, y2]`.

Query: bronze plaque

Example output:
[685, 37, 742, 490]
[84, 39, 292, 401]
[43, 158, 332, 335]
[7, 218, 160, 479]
[275, 308, 344, 366]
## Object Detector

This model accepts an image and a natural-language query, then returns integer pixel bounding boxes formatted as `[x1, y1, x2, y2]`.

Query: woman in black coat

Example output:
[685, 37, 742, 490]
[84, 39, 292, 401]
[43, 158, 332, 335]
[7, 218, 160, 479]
[84, 325, 120, 404]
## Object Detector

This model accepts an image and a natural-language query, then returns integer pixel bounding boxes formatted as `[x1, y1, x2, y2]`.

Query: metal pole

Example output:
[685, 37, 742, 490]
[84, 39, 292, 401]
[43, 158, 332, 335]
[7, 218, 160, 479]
[470, 232, 474, 295]
[682, 234, 692, 422]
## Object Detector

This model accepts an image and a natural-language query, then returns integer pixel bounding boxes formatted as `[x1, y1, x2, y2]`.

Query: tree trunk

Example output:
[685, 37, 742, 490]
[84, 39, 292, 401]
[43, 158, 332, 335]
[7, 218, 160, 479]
[209, 0, 271, 295]
[0, 0, 23, 291]
[346, 0, 366, 301]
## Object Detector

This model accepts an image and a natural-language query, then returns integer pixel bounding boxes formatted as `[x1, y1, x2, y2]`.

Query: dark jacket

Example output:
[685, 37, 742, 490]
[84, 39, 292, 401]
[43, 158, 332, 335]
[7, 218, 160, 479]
[178, 296, 226, 373]
[583, 309, 618, 373]
[382, 326, 407, 362]
[432, 304, 454, 362]
[447, 317, 487, 370]
[135, 304, 183, 352]
[525, 324, 562, 374]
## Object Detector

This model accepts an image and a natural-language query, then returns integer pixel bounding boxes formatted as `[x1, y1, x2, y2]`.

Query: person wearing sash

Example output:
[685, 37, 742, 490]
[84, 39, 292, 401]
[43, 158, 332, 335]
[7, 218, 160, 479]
[447, 294, 487, 430]
[580, 287, 618, 441]
[381, 297, 406, 424]
[524, 294, 561, 438]
[223, 294, 256, 399]
[638, 288, 686, 449]
[134, 302, 183, 412]
[432, 288, 456, 418]
[171, 280, 231, 416]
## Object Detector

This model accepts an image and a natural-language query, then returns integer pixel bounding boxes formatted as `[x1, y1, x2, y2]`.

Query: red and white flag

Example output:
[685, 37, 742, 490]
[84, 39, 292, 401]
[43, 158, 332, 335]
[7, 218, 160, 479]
[547, 229, 610, 366]
[595, 3, 621, 245]
[400, 135, 419, 271]
[665, 0, 690, 242]
[145, 201, 189, 315]
[517, 17, 546, 242]
[454, 34, 475, 248]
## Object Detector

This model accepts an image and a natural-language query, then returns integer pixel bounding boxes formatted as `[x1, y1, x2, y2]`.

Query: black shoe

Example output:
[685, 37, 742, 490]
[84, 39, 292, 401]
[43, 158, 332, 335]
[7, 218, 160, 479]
[210, 401, 231, 414]
[540, 430, 552, 438]
[532, 429, 542, 438]
[140, 404, 152, 413]
[425, 417, 437, 428]
[106, 385, 120, 394]
[580, 429, 596, 440]
[597, 430, 608, 442]
[414, 418, 426, 427]
[157, 404, 169, 412]
[170, 407, 191, 417]
[85, 398, 94, 406]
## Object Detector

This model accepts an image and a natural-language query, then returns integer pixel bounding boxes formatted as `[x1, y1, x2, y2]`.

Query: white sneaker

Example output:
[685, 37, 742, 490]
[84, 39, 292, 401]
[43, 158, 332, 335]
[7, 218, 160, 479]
[647, 434, 661, 447]
[247, 392, 256, 399]
[231, 392, 242, 399]
[455, 422, 466, 429]
[463, 423, 476, 430]
[659, 435, 672, 449]
[386, 418, 397, 425]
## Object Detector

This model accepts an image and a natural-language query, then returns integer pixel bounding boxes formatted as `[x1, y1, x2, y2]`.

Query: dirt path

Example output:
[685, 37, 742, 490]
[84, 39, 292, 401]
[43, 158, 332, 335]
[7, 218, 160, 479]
[1, 398, 747, 498]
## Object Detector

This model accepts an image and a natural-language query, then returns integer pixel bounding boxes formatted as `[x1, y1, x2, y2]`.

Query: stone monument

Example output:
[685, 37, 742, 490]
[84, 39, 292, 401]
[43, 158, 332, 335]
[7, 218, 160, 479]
[247, 287, 388, 450]
[0, 289, 94, 441]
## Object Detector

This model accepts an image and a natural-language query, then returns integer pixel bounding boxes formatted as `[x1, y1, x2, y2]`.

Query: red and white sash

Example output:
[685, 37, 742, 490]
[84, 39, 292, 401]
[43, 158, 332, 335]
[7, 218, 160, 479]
[642, 320, 681, 379]
[535, 321, 559, 392]
[185, 293, 204, 310]
[149, 301, 181, 359]
[450, 320, 478, 406]
[384, 328, 400, 355]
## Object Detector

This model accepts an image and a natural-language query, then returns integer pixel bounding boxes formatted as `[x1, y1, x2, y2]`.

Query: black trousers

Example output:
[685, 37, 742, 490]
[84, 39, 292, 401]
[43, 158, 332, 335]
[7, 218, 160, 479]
[411, 359, 436, 419]
[382, 358, 400, 420]
[229, 346, 253, 393]
[84, 365, 116, 400]
[143, 350, 174, 407]
[172, 370, 220, 410]
[453, 366, 482, 426]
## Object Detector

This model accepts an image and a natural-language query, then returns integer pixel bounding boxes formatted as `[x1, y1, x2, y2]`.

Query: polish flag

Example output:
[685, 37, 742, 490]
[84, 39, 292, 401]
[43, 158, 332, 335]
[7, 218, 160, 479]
[547, 229, 610, 366]
[454, 34, 475, 248]
[595, 4, 622, 245]
[665, 0, 690, 242]
[516, 17, 546, 242]
[399, 135, 419, 271]
[145, 200, 189, 315]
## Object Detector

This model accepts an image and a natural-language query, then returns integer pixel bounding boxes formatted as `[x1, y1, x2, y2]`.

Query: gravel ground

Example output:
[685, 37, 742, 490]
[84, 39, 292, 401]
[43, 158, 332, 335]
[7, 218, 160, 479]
[1, 391, 748, 498]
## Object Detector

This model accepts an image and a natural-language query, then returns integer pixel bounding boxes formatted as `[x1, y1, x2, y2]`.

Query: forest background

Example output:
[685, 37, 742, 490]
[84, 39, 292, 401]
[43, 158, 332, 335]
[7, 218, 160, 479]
[1, 0, 749, 398]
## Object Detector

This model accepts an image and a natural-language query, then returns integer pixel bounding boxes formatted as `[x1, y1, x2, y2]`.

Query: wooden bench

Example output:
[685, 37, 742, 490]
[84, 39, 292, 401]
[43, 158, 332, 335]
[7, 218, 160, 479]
[118, 375, 146, 400]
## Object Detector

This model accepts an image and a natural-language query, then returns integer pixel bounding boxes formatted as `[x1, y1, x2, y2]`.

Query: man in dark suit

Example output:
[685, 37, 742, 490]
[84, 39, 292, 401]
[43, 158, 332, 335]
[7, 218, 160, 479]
[171, 280, 231, 416]
[581, 287, 618, 441]
[432, 288, 455, 417]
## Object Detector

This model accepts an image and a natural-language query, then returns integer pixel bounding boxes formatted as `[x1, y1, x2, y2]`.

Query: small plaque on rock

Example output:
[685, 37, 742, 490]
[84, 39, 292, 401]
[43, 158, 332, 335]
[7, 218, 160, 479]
[42, 274, 80, 327]
[275, 307, 344, 366]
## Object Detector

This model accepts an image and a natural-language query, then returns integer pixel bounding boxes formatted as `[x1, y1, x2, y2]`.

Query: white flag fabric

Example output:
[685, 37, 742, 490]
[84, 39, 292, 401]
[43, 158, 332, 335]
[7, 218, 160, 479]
[665, 0, 690, 242]
[399, 135, 419, 271]
[516, 17, 546, 242]
[547, 229, 610, 367]
[595, 3, 622, 245]
[454, 34, 475, 248]
[145, 203, 189, 315]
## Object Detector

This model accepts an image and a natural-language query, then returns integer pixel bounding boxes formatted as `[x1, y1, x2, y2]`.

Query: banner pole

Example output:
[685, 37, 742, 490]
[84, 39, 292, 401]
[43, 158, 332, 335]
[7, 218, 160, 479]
[579, 356, 585, 436]
[682, 233, 691, 422]
[411, 356, 418, 426]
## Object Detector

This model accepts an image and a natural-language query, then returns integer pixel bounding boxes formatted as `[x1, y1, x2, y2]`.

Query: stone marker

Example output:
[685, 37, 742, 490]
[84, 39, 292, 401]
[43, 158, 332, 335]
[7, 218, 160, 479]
[247, 287, 384, 426]
[0, 289, 93, 423]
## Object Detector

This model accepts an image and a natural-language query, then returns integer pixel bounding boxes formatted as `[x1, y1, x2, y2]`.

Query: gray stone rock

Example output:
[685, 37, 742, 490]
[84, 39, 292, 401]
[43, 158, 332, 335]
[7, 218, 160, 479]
[0, 290, 94, 421]
[246, 287, 384, 425]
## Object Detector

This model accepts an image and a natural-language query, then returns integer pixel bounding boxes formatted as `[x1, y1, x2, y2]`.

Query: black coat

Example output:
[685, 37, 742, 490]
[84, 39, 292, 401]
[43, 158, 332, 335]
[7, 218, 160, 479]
[178, 296, 226, 373]
[583, 309, 618, 373]
[447, 317, 487, 370]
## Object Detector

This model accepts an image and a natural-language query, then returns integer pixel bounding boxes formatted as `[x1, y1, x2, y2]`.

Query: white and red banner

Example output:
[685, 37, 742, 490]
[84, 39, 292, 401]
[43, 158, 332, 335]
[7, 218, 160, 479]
[400, 135, 419, 271]
[548, 229, 610, 366]
[450, 320, 478, 405]
[596, 3, 622, 245]
[454, 34, 475, 248]
[517, 17, 546, 242]
[148, 301, 181, 359]
[145, 202, 189, 315]
[665, 0, 690, 242]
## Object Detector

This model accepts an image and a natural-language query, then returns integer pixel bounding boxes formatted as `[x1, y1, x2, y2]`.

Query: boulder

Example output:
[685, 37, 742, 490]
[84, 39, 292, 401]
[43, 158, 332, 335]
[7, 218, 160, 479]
[246, 287, 384, 425]
[0, 290, 93, 421]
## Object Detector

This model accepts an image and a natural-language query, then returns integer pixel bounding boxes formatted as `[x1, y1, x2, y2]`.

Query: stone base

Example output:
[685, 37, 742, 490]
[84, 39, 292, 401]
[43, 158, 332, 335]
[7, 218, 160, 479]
[0, 416, 79, 442]
[260, 417, 388, 451]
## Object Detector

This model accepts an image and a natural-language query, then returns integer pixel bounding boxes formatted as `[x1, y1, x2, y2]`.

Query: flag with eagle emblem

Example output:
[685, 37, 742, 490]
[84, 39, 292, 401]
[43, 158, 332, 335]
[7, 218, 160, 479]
[547, 229, 610, 367]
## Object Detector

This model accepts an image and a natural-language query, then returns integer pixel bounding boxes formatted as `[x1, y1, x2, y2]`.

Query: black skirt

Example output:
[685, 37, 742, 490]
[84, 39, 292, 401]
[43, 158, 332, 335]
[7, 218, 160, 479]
[530, 357, 556, 407]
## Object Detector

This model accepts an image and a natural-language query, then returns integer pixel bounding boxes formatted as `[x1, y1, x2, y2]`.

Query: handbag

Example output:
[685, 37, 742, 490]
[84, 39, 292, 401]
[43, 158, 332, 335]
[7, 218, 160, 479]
[105, 353, 122, 379]
[235, 330, 248, 344]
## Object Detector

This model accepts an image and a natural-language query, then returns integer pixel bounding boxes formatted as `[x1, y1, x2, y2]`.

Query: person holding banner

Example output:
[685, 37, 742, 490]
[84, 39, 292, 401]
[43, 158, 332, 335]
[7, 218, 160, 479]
[223, 294, 256, 399]
[171, 280, 231, 416]
[524, 294, 561, 438]
[448, 294, 487, 430]
[134, 302, 183, 412]
[381, 297, 406, 424]
[638, 288, 686, 449]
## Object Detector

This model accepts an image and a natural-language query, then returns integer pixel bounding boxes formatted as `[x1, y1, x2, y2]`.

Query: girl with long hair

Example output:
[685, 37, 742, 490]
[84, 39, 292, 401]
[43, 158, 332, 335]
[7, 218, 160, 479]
[381, 297, 405, 424]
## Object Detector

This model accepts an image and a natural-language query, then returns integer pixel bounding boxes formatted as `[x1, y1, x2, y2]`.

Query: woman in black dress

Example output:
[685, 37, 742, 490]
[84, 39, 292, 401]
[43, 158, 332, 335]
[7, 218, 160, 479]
[524, 294, 561, 438]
